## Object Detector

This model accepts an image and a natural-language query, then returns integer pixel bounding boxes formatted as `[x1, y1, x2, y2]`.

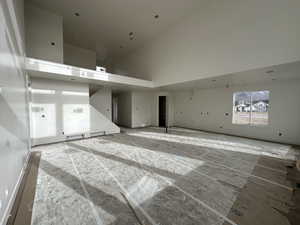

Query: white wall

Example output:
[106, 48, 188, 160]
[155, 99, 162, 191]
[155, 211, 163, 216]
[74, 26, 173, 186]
[0, 0, 30, 224]
[117, 92, 132, 127]
[131, 92, 153, 128]
[114, 0, 300, 86]
[30, 78, 90, 145]
[90, 105, 120, 135]
[116, 91, 174, 128]
[90, 87, 112, 120]
[25, 3, 63, 63]
[30, 78, 119, 145]
[64, 43, 96, 70]
[173, 79, 300, 145]
[117, 91, 153, 128]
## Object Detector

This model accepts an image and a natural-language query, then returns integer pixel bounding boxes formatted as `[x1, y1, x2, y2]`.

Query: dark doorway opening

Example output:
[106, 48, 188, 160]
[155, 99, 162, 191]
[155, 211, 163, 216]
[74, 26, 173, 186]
[112, 95, 118, 124]
[159, 96, 167, 127]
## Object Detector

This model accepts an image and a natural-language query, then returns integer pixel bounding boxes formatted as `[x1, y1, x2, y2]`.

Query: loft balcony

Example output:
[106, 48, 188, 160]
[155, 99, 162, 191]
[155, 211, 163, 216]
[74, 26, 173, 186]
[26, 57, 154, 89]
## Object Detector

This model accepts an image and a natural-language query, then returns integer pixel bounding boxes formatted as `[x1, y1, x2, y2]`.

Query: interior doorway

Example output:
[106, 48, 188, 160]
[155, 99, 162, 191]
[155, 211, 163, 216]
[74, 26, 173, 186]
[159, 96, 167, 127]
[112, 95, 118, 124]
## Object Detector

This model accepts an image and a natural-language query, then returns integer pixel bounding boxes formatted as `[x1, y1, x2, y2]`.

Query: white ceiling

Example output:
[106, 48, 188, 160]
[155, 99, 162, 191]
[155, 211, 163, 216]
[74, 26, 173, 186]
[159, 61, 300, 91]
[27, 0, 205, 61]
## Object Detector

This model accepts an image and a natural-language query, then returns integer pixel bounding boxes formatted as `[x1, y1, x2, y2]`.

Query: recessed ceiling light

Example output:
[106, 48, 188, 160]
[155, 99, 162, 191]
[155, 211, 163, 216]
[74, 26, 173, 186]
[74, 12, 80, 17]
[154, 14, 159, 19]
[266, 70, 275, 74]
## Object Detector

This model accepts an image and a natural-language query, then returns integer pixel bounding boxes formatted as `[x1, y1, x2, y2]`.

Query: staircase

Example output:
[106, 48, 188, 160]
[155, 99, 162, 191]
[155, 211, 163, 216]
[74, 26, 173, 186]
[89, 105, 120, 136]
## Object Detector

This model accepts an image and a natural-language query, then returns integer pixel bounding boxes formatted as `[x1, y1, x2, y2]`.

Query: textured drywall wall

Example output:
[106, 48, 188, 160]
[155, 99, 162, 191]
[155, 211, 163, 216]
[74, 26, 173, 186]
[173, 79, 300, 145]
[90, 87, 112, 120]
[30, 78, 89, 145]
[117, 92, 132, 127]
[114, 0, 300, 86]
[0, 0, 30, 224]
[25, 3, 63, 63]
[64, 43, 96, 70]
[116, 91, 174, 128]
[131, 92, 153, 128]
[30, 78, 119, 145]
[90, 105, 120, 135]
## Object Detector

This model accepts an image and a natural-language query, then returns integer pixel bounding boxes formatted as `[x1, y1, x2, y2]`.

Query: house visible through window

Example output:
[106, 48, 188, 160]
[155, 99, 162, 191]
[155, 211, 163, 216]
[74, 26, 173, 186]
[233, 91, 269, 125]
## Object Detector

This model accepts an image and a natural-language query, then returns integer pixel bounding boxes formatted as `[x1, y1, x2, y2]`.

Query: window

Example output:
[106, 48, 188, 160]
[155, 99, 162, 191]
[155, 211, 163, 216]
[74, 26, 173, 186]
[233, 91, 269, 125]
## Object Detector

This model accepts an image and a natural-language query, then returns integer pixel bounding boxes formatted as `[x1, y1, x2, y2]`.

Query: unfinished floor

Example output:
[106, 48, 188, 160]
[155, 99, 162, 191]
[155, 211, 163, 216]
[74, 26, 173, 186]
[11, 127, 300, 225]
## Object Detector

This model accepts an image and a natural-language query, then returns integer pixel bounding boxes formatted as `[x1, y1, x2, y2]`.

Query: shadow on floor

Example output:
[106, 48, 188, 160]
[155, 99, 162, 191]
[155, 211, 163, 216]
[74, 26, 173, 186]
[39, 156, 142, 224]
[7, 152, 41, 225]
[67, 142, 182, 181]
[99, 133, 293, 187]
[70, 139, 300, 225]
[9, 130, 300, 225]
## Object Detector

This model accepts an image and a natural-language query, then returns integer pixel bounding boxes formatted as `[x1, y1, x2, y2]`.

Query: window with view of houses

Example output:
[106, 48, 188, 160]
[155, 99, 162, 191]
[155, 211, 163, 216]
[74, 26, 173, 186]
[233, 91, 269, 125]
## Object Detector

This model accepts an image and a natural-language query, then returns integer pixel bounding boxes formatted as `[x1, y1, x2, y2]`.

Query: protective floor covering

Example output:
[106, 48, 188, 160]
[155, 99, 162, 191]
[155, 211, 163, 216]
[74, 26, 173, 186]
[25, 127, 300, 225]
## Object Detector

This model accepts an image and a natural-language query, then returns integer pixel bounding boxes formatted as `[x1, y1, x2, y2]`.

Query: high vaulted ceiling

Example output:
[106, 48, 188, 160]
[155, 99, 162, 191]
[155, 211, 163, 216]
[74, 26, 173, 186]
[27, 0, 205, 61]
